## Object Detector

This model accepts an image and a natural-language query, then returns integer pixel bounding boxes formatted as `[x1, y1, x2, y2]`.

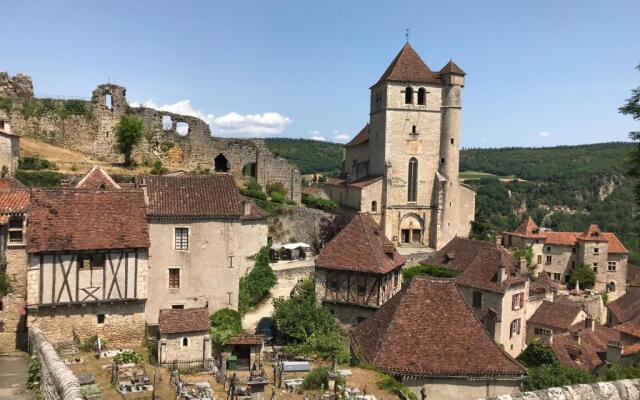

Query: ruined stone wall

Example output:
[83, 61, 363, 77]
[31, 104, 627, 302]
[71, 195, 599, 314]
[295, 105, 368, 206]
[481, 379, 640, 400]
[0, 246, 28, 353]
[270, 206, 334, 245]
[0, 73, 302, 202]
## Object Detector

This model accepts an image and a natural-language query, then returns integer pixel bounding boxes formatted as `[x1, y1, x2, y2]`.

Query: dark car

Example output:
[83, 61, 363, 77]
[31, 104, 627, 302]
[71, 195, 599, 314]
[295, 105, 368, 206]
[255, 317, 275, 344]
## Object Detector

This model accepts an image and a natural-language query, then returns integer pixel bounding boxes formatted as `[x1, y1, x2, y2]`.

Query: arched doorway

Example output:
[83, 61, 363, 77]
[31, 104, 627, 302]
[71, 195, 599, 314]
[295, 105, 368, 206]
[399, 213, 423, 244]
[214, 154, 229, 172]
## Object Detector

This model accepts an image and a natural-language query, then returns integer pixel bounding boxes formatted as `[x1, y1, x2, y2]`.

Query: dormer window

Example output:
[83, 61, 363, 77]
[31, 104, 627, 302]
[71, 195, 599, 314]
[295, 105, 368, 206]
[417, 88, 426, 105]
[404, 87, 413, 104]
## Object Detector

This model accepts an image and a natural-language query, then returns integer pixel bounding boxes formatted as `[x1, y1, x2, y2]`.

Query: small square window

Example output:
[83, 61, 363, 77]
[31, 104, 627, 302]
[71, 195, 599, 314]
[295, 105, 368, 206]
[593, 248, 599, 255]
[608, 261, 617, 272]
[97, 314, 106, 324]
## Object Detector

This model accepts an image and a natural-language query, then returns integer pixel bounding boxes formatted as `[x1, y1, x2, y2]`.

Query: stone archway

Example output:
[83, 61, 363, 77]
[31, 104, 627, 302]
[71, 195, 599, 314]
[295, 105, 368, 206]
[399, 213, 424, 245]
[214, 154, 229, 172]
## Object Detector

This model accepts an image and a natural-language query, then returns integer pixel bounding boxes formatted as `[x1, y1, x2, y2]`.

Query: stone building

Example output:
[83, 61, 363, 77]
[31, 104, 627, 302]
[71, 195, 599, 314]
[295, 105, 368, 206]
[0, 119, 19, 176]
[157, 307, 212, 364]
[503, 218, 628, 300]
[25, 188, 150, 346]
[526, 301, 587, 344]
[423, 238, 529, 357]
[222, 334, 264, 370]
[315, 213, 405, 326]
[139, 174, 269, 327]
[324, 43, 476, 249]
[350, 277, 526, 400]
[0, 178, 30, 353]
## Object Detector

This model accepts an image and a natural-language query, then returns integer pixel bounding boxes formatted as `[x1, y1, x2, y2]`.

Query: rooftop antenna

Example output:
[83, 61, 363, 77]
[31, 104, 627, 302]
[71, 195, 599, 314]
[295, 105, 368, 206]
[405, 28, 410, 43]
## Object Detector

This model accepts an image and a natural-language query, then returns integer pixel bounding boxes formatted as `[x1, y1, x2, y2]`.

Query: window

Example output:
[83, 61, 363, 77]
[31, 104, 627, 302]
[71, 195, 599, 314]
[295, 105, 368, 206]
[78, 254, 105, 269]
[593, 266, 598, 273]
[417, 87, 426, 105]
[553, 273, 561, 281]
[104, 94, 112, 109]
[404, 87, 413, 104]
[546, 255, 552, 264]
[512, 293, 524, 310]
[534, 327, 552, 336]
[407, 157, 418, 202]
[572, 261, 576, 268]
[8, 216, 24, 245]
[546, 246, 551, 252]
[608, 261, 617, 271]
[450, 138, 454, 145]
[182, 337, 189, 347]
[357, 278, 367, 295]
[371, 201, 377, 213]
[175, 227, 189, 250]
[411, 125, 417, 135]
[472, 291, 482, 308]
[97, 314, 105, 324]
[162, 115, 172, 130]
[440, 157, 445, 164]
[176, 122, 189, 136]
[537, 255, 542, 264]
[572, 247, 576, 254]
[510, 319, 521, 338]
[329, 275, 338, 291]
[608, 282, 616, 292]
[593, 247, 599, 255]
[168, 268, 180, 289]
[171, 304, 184, 309]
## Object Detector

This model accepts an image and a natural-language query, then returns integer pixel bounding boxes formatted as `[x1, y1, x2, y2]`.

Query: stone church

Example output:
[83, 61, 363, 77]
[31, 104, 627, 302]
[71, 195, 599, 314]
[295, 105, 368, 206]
[324, 43, 476, 249]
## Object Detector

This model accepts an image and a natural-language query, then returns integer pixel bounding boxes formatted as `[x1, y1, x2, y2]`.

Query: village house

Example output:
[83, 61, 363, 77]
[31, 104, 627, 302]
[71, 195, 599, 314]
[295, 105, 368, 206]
[526, 301, 587, 344]
[222, 333, 264, 370]
[25, 188, 150, 346]
[349, 277, 526, 400]
[157, 307, 212, 365]
[138, 175, 269, 328]
[0, 177, 29, 353]
[423, 238, 529, 357]
[0, 119, 19, 176]
[527, 272, 555, 320]
[315, 213, 405, 326]
[324, 43, 476, 249]
[503, 218, 628, 300]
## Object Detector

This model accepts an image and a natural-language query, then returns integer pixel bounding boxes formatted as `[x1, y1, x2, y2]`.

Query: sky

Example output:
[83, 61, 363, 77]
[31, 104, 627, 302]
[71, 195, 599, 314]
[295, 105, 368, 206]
[1, 1, 639, 148]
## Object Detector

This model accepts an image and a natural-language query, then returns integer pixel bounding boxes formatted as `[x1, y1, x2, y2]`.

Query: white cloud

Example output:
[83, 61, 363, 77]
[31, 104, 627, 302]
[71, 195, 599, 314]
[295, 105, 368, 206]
[311, 136, 326, 141]
[332, 130, 350, 143]
[538, 131, 551, 138]
[129, 98, 291, 136]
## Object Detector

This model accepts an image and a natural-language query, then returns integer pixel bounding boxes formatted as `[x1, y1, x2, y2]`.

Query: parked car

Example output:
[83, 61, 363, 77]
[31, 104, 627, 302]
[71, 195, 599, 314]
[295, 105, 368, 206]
[255, 317, 275, 344]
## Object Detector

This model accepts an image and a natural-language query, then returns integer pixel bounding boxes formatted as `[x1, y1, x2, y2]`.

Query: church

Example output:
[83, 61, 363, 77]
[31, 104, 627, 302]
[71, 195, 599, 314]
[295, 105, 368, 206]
[324, 43, 476, 249]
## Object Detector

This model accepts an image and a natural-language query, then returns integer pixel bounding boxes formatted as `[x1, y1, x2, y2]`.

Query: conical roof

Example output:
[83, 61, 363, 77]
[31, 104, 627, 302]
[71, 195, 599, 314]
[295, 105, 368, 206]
[439, 59, 466, 75]
[372, 43, 441, 87]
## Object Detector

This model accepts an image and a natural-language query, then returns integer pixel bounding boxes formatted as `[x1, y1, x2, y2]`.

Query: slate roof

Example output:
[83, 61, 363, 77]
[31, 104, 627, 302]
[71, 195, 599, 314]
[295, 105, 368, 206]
[350, 277, 526, 378]
[158, 307, 210, 334]
[528, 301, 583, 331]
[0, 178, 30, 214]
[316, 213, 405, 274]
[607, 290, 640, 324]
[26, 189, 150, 253]
[345, 124, 370, 147]
[423, 238, 528, 294]
[372, 43, 442, 87]
[142, 175, 245, 219]
[75, 166, 121, 190]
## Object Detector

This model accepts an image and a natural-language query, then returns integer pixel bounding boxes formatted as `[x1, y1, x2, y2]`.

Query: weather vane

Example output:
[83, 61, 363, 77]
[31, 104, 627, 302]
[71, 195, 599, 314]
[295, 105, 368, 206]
[405, 28, 410, 43]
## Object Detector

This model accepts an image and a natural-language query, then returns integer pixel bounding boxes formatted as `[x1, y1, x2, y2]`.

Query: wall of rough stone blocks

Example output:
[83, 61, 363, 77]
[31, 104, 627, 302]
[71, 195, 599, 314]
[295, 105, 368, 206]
[480, 379, 640, 400]
[0, 247, 28, 353]
[270, 206, 334, 245]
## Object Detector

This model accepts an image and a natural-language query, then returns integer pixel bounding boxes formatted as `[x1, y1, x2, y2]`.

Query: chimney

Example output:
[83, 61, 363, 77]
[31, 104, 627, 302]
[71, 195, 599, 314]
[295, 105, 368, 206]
[519, 257, 527, 272]
[497, 264, 506, 283]
[607, 341, 624, 363]
[60, 179, 70, 188]
[137, 176, 149, 206]
[244, 201, 251, 216]
[585, 315, 595, 332]
[572, 331, 582, 346]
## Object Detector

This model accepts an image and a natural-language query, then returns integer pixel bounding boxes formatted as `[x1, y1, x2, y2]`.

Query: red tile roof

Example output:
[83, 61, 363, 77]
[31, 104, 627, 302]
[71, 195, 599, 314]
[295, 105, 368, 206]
[601, 232, 628, 254]
[142, 175, 245, 219]
[614, 318, 640, 339]
[316, 213, 405, 274]
[550, 325, 619, 373]
[0, 178, 30, 214]
[75, 166, 121, 190]
[226, 334, 264, 345]
[529, 301, 584, 331]
[26, 189, 150, 253]
[423, 238, 528, 294]
[509, 217, 545, 239]
[158, 307, 210, 334]
[372, 43, 442, 87]
[529, 272, 555, 296]
[350, 277, 526, 378]
[0, 178, 28, 190]
[241, 198, 270, 220]
[439, 60, 466, 75]
[542, 232, 579, 246]
[607, 290, 640, 323]
[578, 224, 605, 241]
[323, 175, 383, 189]
[345, 124, 369, 147]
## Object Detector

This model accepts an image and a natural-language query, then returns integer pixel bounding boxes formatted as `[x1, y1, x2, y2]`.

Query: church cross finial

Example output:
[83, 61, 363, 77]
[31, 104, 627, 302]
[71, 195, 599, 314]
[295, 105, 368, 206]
[405, 28, 410, 43]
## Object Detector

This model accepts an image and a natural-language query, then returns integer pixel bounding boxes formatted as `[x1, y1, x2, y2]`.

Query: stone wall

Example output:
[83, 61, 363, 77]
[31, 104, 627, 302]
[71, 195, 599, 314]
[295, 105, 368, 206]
[0, 246, 28, 353]
[30, 325, 83, 400]
[270, 206, 335, 245]
[480, 379, 640, 400]
[0, 72, 301, 202]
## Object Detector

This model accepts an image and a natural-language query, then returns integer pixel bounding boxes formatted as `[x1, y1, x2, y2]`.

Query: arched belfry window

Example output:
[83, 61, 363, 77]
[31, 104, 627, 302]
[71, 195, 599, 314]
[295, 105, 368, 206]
[407, 158, 418, 202]
[405, 87, 413, 104]
[417, 88, 426, 105]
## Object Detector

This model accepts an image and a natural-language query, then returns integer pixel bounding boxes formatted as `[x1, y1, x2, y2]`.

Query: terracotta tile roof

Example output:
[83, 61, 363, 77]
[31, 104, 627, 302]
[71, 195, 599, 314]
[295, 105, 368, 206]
[541, 231, 578, 246]
[324, 177, 346, 186]
[0, 178, 30, 214]
[529, 272, 554, 296]
[323, 175, 383, 189]
[508, 217, 545, 239]
[226, 334, 264, 345]
[529, 301, 583, 331]
[614, 318, 640, 339]
[302, 186, 321, 196]
[439, 60, 466, 75]
[551, 331, 607, 372]
[345, 124, 369, 147]
[26, 189, 150, 253]
[158, 307, 210, 334]
[0, 177, 28, 190]
[601, 232, 628, 254]
[607, 291, 640, 323]
[628, 264, 640, 286]
[623, 342, 640, 356]
[142, 175, 244, 219]
[350, 277, 526, 378]
[240, 198, 270, 220]
[75, 166, 121, 190]
[316, 213, 405, 274]
[372, 43, 442, 87]
[423, 238, 528, 294]
[578, 224, 605, 241]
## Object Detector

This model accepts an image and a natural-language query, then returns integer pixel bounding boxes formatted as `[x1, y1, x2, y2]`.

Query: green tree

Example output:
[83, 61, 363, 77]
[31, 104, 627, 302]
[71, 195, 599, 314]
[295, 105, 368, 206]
[114, 115, 145, 167]
[523, 364, 597, 391]
[513, 245, 534, 271]
[570, 264, 597, 288]
[209, 308, 243, 356]
[238, 246, 277, 314]
[619, 63, 640, 227]
[516, 340, 558, 368]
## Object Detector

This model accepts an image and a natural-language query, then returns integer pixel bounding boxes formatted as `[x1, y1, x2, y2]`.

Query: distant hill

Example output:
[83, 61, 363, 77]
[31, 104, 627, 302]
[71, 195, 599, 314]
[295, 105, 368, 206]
[264, 138, 343, 175]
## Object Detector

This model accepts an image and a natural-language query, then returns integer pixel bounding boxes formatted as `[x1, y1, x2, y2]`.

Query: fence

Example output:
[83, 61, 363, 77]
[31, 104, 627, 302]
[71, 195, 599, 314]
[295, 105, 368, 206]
[160, 358, 217, 375]
[29, 326, 84, 400]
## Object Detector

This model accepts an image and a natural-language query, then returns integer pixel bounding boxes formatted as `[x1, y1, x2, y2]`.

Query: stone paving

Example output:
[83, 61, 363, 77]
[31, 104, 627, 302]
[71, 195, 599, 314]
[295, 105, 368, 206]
[0, 353, 32, 400]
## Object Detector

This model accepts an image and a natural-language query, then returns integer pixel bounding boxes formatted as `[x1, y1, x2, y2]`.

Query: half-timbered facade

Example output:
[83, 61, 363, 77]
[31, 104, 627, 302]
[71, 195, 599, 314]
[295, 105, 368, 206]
[25, 189, 150, 346]
[315, 213, 405, 327]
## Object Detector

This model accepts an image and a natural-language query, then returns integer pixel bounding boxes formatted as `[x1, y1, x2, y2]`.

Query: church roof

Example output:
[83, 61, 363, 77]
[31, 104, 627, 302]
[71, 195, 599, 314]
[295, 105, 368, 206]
[372, 43, 442, 87]
[439, 60, 466, 75]
[345, 124, 369, 147]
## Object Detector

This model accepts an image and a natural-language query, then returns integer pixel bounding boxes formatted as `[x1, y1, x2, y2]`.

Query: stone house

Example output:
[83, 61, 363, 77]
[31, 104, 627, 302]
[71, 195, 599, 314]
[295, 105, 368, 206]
[315, 213, 405, 327]
[158, 307, 212, 364]
[503, 218, 628, 300]
[0, 119, 19, 176]
[423, 238, 529, 357]
[138, 175, 269, 327]
[25, 188, 150, 346]
[222, 334, 264, 370]
[526, 301, 587, 344]
[323, 43, 476, 249]
[0, 178, 30, 353]
[349, 277, 526, 400]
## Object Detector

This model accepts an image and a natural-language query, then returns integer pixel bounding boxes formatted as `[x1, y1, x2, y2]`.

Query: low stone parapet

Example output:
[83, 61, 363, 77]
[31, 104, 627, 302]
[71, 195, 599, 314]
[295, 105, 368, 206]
[480, 379, 640, 400]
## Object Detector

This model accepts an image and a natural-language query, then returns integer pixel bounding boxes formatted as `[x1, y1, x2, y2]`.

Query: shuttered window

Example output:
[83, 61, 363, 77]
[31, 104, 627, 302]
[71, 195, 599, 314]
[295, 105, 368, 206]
[168, 268, 180, 289]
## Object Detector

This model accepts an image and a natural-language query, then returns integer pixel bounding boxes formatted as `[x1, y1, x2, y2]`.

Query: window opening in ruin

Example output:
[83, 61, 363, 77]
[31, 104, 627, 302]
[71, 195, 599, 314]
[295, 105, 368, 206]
[97, 314, 106, 324]
[214, 154, 229, 172]
[450, 138, 454, 145]
[176, 122, 189, 136]
[417, 87, 426, 105]
[407, 157, 418, 202]
[242, 162, 257, 178]
[404, 87, 413, 104]
[162, 116, 173, 130]
[104, 94, 113, 110]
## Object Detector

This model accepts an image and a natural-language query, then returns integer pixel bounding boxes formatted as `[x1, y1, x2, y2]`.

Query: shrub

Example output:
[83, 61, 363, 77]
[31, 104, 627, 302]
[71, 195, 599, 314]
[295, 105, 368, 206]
[302, 367, 329, 390]
[15, 170, 65, 188]
[18, 156, 57, 171]
[266, 182, 287, 197]
[238, 246, 277, 314]
[160, 141, 174, 152]
[240, 188, 268, 200]
[150, 160, 168, 175]
[377, 374, 417, 400]
[0, 98, 12, 114]
[63, 100, 87, 117]
[26, 355, 40, 390]
[270, 191, 285, 204]
[303, 196, 337, 212]
[114, 115, 145, 167]
[517, 340, 558, 368]
[113, 350, 144, 365]
[246, 179, 263, 191]
[523, 364, 597, 391]
[210, 308, 243, 356]
[570, 264, 597, 288]
[0, 258, 11, 297]
[20, 100, 44, 119]
[402, 264, 459, 282]
[78, 335, 107, 352]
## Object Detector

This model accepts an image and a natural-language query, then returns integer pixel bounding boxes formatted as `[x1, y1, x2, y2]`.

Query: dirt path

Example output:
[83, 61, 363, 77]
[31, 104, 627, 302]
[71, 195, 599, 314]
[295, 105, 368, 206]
[242, 276, 299, 332]
[0, 353, 32, 400]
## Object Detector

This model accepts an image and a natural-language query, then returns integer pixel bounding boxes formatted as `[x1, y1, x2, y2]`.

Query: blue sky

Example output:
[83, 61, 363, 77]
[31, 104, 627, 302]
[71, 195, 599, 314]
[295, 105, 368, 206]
[1, 1, 639, 147]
